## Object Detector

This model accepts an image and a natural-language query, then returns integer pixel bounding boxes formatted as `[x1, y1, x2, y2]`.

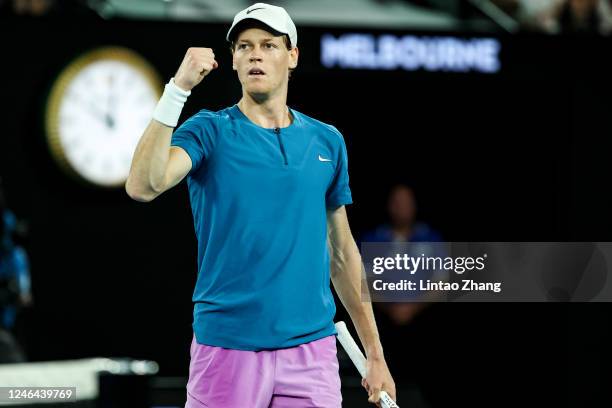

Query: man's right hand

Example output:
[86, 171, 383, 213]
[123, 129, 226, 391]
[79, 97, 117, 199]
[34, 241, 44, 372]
[174, 47, 218, 92]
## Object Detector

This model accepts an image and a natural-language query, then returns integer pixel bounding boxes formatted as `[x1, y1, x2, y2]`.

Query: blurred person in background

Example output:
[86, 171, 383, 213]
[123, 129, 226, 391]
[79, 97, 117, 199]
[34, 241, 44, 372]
[361, 184, 443, 327]
[0, 0, 53, 16]
[497, 0, 612, 34]
[358, 183, 445, 403]
[0, 179, 31, 363]
[553, 0, 612, 34]
[0, 0, 100, 19]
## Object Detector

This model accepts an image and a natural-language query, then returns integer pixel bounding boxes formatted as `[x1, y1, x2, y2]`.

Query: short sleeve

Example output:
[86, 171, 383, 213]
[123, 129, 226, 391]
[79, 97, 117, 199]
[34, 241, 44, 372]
[170, 110, 218, 176]
[326, 127, 353, 209]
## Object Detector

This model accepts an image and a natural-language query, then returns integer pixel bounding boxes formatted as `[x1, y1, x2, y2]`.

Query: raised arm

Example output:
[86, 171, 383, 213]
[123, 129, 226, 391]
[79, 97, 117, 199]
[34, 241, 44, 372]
[125, 122, 191, 202]
[125, 47, 218, 202]
[327, 205, 397, 405]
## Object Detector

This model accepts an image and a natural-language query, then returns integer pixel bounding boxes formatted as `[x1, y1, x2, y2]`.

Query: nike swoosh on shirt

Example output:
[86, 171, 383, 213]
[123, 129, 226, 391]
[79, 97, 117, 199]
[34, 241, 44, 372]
[246, 7, 264, 14]
[318, 155, 332, 162]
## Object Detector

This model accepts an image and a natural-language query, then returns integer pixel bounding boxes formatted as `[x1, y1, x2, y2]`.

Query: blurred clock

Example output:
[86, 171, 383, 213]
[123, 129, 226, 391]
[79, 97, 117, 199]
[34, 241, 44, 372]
[45, 46, 162, 188]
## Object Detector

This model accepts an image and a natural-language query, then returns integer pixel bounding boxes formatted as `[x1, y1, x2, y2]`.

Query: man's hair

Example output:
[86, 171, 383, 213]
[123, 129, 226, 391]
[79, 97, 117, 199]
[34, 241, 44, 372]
[228, 19, 296, 78]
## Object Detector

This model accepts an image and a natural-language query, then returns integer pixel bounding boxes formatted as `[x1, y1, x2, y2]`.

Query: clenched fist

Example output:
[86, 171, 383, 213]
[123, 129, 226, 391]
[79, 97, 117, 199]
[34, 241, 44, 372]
[174, 47, 218, 92]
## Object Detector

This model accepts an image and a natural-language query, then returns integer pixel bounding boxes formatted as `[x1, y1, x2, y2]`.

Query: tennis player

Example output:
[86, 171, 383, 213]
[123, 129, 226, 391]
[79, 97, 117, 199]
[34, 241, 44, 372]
[126, 3, 396, 407]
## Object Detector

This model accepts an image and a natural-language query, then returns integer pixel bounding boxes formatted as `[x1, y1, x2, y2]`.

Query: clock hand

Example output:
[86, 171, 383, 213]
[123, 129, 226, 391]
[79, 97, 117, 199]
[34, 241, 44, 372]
[106, 115, 115, 129]
[87, 98, 114, 128]
[84, 100, 114, 127]
[70, 90, 110, 125]
[105, 74, 116, 129]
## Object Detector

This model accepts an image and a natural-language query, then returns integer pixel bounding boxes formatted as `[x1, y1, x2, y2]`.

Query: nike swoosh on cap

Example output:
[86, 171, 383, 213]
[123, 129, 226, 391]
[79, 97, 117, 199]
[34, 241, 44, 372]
[318, 155, 332, 162]
[246, 7, 265, 14]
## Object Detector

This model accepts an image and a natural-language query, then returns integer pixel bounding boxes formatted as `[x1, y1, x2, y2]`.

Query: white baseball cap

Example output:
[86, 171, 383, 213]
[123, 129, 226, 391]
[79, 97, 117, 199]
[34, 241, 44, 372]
[226, 3, 297, 48]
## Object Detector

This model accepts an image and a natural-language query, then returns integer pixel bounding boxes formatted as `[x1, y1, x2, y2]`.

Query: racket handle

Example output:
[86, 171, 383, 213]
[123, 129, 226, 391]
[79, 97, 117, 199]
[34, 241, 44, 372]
[380, 390, 399, 408]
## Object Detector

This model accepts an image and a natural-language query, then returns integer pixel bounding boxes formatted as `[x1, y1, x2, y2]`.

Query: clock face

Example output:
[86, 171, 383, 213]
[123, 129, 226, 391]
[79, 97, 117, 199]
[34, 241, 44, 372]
[46, 47, 162, 187]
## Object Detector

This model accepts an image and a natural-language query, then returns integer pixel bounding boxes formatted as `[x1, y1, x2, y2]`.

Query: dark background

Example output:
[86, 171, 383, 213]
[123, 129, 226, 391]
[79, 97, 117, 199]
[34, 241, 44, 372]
[1, 18, 612, 407]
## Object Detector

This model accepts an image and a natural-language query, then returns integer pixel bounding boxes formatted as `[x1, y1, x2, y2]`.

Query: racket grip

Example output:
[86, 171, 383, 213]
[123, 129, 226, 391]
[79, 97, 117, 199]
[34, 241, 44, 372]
[380, 391, 399, 408]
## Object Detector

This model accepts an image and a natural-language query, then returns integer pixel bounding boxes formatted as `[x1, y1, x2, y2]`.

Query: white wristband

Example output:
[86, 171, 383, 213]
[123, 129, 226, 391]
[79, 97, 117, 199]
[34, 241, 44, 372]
[152, 77, 191, 128]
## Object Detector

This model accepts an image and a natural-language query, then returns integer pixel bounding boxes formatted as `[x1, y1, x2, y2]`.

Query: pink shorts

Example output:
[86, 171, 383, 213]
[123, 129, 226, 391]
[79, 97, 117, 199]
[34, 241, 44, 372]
[185, 334, 342, 408]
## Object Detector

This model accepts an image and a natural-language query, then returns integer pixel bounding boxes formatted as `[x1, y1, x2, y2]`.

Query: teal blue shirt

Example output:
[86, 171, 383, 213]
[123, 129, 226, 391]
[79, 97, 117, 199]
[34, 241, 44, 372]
[171, 105, 352, 350]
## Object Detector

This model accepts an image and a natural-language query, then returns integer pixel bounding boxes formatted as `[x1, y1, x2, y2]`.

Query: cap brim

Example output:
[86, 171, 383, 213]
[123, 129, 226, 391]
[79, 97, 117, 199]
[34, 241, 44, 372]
[227, 18, 289, 44]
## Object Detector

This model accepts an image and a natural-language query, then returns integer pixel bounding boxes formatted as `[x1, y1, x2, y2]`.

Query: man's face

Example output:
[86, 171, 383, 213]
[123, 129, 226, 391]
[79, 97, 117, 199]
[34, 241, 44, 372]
[232, 28, 298, 98]
[388, 186, 416, 228]
[570, 0, 597, 15]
